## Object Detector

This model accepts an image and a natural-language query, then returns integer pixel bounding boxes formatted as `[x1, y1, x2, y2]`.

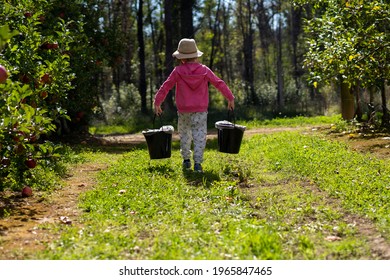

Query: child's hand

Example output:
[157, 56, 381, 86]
[228, 100, 235, 111]
[154, 105, 163, 115]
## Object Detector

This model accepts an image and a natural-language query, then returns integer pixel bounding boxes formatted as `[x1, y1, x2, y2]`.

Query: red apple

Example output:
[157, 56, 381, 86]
[50, 43, 59, 49]
[40, 73, 52, 84]
[40, 91, 48, 99]
[24, 12, 32, 18]
[22, 186, 33, 197]
[25, 158, 37, 169]
[0, 65, 8, 83]
[41, 42, 50, 49]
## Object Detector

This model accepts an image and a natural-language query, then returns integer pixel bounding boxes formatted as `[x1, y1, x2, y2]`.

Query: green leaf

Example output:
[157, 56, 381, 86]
[0, 25, 19, 49]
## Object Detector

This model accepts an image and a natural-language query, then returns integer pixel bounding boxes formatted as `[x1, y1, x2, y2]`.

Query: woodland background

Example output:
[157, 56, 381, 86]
[1, 0, 389, 131]
[88, 0, 390, 126]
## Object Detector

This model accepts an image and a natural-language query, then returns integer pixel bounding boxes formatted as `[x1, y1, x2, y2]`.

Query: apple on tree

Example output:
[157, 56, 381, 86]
[40, 73, 52, 84]
[0, 65, 8, 83]
[25, 158, 37, 169]
[50, 42, 59, 49]
[40, 91, 48, 99]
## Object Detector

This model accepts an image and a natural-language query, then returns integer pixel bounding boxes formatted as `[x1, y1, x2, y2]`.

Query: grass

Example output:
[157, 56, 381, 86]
[255, 132, 390, 226]
[33, 116, 390, 260]
[236, 114, 341, 129]
[89, 114, 342, 135]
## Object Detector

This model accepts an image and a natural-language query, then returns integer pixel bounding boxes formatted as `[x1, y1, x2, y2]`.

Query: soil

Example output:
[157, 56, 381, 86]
[0, 126, 389, 259]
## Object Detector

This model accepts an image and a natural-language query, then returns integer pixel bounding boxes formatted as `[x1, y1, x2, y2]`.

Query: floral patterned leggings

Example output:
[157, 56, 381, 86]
[178, 112, 208, 164]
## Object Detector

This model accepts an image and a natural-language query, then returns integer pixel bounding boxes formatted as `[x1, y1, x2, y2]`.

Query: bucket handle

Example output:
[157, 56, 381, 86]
[152, 114, 163, 129]
[227, 109, 236, 126]
[153, 114, 162, 129]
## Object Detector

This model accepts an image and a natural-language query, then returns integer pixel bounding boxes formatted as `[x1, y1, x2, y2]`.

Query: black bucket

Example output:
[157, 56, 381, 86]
[142, 115, 174, 159]
[215, 111, 246, 154]
[143, 129, 173, 159]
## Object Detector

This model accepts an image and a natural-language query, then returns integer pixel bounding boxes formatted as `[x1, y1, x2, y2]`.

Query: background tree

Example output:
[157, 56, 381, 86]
[298, 0, 390, 124]
[237, 0, 257, 105]
[179, 0, 195, 37]
[138, 0, 147, 113]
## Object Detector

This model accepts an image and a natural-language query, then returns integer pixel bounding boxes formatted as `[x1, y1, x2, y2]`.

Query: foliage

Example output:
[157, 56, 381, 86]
[0, 0, 102, 190]
[0, 78, 59, 190]
[300, 0, 390, 89]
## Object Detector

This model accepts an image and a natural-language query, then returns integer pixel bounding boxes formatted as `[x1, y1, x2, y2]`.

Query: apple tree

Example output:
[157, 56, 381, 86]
[0, 0, 78, 191]
[294, 0, 389, 124]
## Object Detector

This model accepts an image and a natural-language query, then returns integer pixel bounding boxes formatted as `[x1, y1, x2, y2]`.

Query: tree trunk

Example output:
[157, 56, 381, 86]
[222, 2, 233, 83]
[290, 5, 302, 96]
[380, 79, 390, 128]
[276, 2, 284, 110]
[238, 0, 257, 105]
[163, 0, 175, 112]
[180, 0, 194, 38]
[354, 82, 362, 121]
[123, 0, 132, 84]
[137, 0, 147, 114]
[340, 81, 355, 120]
[209, 0, 222, 70]
[147, 0, 159, 90]
[255, 0, 272, 82]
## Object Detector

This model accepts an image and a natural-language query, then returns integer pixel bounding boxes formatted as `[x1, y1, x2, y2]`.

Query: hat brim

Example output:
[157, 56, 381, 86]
[172, 50, 203, 59]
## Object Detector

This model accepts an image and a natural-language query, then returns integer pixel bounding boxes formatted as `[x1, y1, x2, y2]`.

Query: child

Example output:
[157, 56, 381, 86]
[153, 38, 235, 172]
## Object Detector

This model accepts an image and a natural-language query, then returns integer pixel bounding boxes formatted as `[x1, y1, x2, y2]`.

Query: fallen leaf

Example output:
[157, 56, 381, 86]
[325, 235, 341, 242]
[59, 216, 72, 225]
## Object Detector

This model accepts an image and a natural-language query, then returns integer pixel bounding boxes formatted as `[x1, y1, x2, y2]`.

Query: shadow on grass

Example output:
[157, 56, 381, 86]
[183, 169, 221, 188]
[147, 163, 175, 174]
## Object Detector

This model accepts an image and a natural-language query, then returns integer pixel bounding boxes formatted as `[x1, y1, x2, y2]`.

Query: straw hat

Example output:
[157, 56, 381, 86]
[172, 38, 203, 59]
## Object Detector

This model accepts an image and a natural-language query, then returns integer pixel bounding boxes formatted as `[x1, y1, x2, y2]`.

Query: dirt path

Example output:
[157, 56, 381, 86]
[0, 163, 105, 259]
[0, 126, 389, 259]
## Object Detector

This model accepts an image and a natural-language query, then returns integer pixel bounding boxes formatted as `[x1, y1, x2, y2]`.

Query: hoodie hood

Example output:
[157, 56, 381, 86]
[176, 63, 207, 90]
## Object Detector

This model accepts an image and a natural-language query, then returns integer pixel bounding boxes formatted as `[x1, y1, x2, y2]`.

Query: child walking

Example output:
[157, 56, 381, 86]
[153, 38, 235, 172]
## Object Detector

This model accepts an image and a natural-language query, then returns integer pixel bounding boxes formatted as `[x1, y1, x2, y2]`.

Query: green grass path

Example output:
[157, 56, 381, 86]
[37, 127, 390, 260]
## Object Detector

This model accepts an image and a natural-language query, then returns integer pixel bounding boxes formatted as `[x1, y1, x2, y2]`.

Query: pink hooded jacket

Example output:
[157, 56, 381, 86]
[154, 63, 234, 113]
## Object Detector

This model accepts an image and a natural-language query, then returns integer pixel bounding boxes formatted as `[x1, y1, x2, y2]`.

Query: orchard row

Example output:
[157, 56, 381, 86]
[1, 1, 104, 192]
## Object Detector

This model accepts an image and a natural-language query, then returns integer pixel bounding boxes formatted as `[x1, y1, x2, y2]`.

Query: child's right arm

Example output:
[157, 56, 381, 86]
[205, 66, 235, 104]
